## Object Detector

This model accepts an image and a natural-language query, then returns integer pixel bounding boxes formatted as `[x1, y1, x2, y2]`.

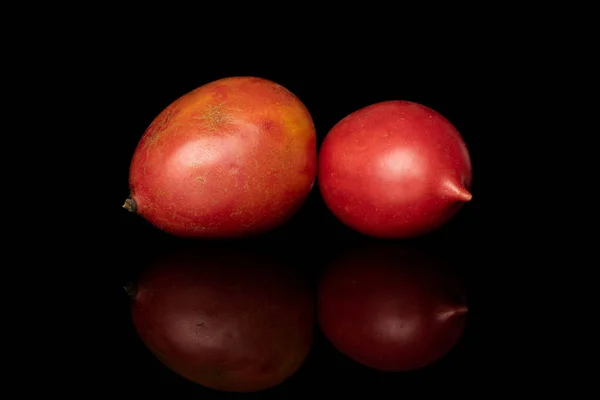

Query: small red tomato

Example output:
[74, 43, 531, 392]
[318, 100, 472, 238]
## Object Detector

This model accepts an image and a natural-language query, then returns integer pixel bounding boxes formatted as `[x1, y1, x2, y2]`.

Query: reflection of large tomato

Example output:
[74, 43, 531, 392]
[130, 245, 314, 392]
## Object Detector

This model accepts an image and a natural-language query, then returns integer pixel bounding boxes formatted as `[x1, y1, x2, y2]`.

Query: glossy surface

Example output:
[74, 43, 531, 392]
[127, 76, 317, 238]
[318, 100, 472, 238]
[131, 245, 314, 392]
[317, 243, 467, 372]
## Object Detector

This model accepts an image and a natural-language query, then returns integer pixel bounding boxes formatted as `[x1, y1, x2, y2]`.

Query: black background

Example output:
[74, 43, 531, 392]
[75, 43, 511, 397]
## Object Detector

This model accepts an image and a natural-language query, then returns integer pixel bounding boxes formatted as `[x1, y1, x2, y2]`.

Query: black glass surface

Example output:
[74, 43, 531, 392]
[88, 58, 498, 397]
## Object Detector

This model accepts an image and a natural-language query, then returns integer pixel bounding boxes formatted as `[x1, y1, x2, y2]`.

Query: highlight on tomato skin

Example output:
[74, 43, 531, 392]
[317, 241, 468, 372]
[127, 242, 315, 393]
[123, 76, 317, 239]
[318, 100, 473, 239]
